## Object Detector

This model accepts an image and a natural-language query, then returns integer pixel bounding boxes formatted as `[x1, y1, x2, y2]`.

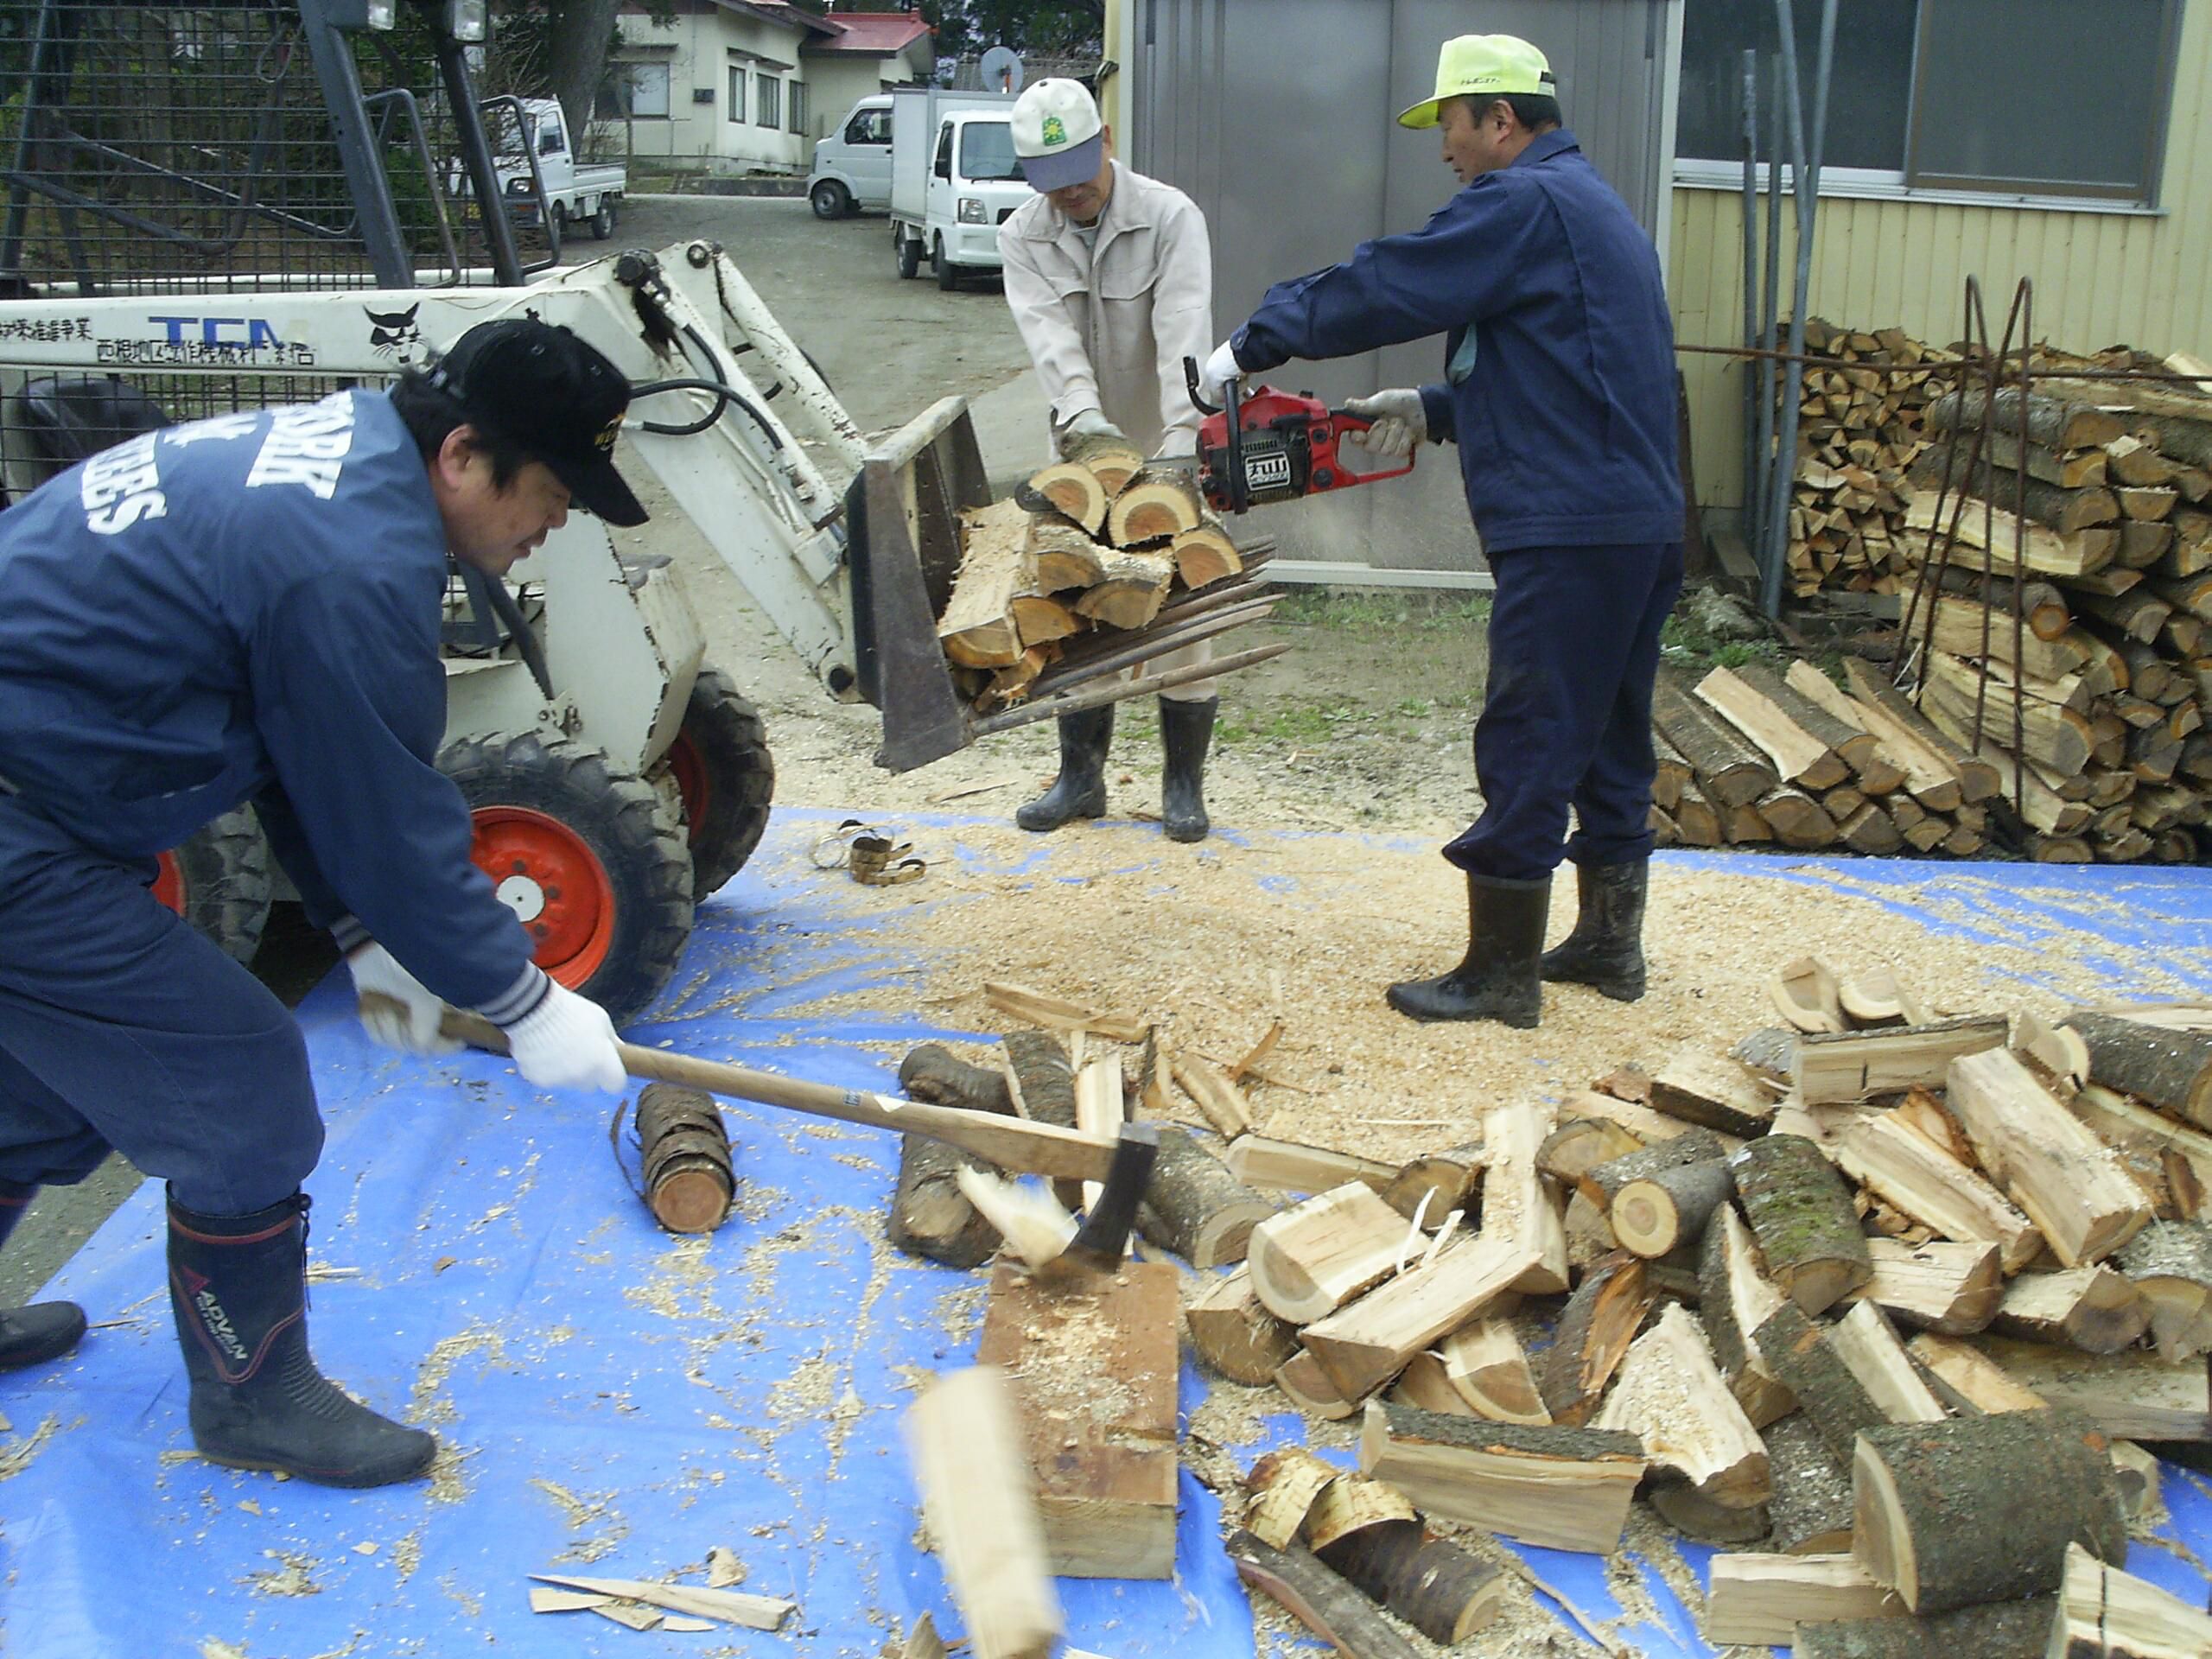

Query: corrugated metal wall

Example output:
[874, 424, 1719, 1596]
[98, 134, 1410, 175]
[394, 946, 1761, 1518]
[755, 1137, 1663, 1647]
[1118, 0, 1672, 571]
[1670, 0, 2212, 512]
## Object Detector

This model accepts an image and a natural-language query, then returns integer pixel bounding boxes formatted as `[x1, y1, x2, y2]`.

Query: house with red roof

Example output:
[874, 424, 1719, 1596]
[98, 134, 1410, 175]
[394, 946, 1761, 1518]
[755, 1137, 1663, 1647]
[605, 2, 933, 177]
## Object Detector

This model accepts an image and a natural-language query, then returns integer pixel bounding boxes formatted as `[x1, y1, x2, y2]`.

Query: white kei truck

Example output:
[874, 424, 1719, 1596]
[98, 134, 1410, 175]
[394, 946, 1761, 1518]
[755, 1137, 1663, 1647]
[806, 94, 893, 219]
[887, 86, 1029, 290]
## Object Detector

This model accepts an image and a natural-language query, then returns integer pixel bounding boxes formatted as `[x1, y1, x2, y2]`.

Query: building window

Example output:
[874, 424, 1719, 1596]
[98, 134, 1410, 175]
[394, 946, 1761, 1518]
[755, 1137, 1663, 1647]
[728, 63, 746, 123]
[756, 72, 779, 130]
[1674, 0, 2179, 206]
[788, 79, 808, 137]
[599, 60, 671, 120]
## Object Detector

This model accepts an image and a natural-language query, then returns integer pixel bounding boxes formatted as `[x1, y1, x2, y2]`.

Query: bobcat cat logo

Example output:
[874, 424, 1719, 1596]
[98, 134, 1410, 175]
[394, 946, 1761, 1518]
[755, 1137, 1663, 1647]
[1040, 114, 1067, 147]
[365, 302, 423, 362]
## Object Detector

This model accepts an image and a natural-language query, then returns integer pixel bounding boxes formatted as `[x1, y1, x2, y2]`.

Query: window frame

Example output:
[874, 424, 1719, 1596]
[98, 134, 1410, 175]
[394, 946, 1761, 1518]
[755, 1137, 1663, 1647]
[621, 60, 671, 121]
[1670, 0, 2181, 214]
[755, 71, 779, 130]
[727, 63, 746, 124]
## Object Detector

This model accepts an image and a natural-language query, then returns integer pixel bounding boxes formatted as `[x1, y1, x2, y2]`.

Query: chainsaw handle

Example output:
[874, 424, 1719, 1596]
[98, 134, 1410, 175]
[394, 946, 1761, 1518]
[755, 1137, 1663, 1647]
[1182, 353, 1219, 416]
[1321, 406, 1419, 485]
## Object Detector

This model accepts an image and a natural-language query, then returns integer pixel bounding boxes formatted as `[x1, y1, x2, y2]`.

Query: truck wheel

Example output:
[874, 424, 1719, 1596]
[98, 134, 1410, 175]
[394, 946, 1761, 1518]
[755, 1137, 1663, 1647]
[810, 180, 849, 220]
[592, 196, 617, 239]
[655, 669, 775, 898]
[441, 730, 693, 1027]
[895, 230, 919, 280]
[153, 806, 272, 966]
[933, 235, 957, 290]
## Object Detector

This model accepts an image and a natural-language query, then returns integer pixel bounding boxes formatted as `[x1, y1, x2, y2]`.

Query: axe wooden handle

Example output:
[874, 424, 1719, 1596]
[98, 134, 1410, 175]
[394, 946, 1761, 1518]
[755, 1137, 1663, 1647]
[359, 995, 1122, 1183]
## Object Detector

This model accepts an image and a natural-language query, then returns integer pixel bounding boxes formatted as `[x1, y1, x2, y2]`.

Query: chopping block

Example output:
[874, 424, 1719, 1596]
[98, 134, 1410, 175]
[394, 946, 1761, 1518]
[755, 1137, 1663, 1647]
[974, 1256, 1181, 1579]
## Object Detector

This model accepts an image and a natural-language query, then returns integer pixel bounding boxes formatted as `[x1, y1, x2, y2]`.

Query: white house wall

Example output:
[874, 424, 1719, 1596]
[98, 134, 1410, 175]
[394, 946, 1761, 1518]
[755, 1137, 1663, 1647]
[614, 8, 811, 173]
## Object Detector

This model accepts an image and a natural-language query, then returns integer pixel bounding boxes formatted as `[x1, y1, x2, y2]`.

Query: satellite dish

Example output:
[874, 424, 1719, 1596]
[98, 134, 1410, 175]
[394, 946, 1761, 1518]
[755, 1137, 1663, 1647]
[979, 45, 1025, 95]
[934, 55, 957, 86]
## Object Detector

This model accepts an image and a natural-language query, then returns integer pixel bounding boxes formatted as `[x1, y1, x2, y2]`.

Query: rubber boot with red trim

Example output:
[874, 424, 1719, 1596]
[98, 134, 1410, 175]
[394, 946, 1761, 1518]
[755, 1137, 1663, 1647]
[167, 1190, 435, 1488]
[0, 1180, 86, 1370]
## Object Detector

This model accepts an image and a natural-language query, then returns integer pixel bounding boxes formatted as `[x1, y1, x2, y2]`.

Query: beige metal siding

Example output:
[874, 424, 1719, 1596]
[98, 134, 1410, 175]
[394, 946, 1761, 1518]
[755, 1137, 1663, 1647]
[1671, 0, 2212, 511]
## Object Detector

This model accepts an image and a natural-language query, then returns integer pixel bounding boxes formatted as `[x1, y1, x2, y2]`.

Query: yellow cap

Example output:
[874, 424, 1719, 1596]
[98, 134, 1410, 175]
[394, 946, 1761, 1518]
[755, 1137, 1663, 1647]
[1397, 34, 1556, 130]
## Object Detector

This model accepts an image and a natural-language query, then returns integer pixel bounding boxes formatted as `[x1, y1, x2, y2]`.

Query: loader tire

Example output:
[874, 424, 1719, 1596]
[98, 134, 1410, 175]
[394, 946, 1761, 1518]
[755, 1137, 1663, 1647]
[657, 669, 775, 898]
[441, 731, 693, 1027]
[153, 806, 272, 966]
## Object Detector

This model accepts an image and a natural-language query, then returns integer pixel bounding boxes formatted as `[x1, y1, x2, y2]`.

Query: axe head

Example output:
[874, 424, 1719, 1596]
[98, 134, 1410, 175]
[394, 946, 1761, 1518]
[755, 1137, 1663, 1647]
[1033, 1123, 1159, 1287]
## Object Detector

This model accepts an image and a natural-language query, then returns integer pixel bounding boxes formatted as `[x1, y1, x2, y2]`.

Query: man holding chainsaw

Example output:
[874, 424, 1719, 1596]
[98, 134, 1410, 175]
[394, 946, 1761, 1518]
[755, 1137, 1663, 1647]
[998, 77, 1222, 842]
[0, 317, 632, 1487]
[1198, 35, 1683, 1029]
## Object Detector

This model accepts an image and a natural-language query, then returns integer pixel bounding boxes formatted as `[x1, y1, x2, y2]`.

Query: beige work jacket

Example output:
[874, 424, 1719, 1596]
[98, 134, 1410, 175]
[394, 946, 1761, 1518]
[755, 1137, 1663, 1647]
[997, 161, 1214, 460]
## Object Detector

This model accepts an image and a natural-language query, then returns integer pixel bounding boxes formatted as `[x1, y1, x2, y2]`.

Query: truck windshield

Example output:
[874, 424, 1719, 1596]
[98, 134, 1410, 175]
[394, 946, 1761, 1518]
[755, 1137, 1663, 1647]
[958, 121, 1024, 182]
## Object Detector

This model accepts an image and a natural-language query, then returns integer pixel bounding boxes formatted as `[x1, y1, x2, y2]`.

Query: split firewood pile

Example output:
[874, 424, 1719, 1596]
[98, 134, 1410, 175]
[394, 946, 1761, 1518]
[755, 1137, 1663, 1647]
[876, 972, 2212, 1655]
[1651, 656, 2011, 859]
[935, 432, 1248, 712]
[1781, 320, 1963, 599]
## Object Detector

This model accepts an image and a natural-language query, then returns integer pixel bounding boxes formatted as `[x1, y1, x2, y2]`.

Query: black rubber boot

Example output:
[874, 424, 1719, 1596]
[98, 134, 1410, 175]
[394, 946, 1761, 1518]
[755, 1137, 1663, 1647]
[1387, 874, 1549, 1027]
[1016, 705, 1114, 832]
[1159, 696, 1217, 843]
[1538, 859, 1649, 1001]
[0, 1184, 86, 1371]
[167, 1191, 436, 1488]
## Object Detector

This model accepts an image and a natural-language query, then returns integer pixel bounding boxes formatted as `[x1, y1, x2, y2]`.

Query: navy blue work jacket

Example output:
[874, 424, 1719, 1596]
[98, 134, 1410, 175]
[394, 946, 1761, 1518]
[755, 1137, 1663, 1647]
[0, 390, 537, 1013]
[1234, 129, 1683, 552]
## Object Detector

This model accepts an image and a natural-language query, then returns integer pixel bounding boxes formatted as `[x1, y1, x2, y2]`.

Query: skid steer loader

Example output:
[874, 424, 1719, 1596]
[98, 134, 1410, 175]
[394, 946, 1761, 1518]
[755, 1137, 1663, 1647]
[0, 0, 1281, 1022]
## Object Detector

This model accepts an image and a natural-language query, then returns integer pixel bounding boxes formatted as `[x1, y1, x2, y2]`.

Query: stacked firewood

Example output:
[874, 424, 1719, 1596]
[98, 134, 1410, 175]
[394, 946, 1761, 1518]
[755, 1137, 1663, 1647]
[1650, 658, 2007, 858]
[1194, 963, 2212, 1655]
[935, 432, 1243, 711]
[1890, 369, 2212, 865]
[1782, 321, 1962, 598]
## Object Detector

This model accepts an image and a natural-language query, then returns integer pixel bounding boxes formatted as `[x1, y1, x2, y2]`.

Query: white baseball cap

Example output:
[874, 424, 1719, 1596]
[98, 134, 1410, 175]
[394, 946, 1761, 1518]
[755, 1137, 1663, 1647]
[1010, 78, 1104, 192]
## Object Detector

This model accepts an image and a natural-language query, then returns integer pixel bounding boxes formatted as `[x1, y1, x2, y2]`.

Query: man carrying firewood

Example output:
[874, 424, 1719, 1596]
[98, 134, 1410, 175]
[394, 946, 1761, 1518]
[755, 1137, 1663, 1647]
[999, 77, 1222, 842]
[1198, 34, 1683, 1027]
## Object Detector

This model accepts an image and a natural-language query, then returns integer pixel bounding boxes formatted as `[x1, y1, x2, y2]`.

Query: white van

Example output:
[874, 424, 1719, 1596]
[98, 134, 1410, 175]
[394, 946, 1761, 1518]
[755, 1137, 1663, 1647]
[808, 95, 893, 219]
[887, 87, 1031, 290]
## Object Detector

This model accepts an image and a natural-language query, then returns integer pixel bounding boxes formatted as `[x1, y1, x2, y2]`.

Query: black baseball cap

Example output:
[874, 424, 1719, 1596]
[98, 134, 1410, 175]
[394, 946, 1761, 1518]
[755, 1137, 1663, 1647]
[428, 318, 649, 526]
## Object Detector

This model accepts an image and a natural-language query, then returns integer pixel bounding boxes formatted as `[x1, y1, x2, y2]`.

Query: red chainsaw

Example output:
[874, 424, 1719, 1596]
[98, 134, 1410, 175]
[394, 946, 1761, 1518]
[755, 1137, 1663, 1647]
[1182, 355, 1415, 515]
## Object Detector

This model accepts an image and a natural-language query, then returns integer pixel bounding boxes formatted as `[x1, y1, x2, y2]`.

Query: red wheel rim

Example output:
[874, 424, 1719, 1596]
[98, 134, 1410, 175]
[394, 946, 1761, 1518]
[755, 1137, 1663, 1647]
[152, 850, 184, 915]
[666, 730, 710, 849]
[468, 806, 619, 987]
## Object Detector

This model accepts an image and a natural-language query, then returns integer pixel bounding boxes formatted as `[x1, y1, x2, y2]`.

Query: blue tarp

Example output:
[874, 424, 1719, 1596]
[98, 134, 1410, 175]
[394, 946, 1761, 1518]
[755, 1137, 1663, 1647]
[3, 809, 2210, 1657]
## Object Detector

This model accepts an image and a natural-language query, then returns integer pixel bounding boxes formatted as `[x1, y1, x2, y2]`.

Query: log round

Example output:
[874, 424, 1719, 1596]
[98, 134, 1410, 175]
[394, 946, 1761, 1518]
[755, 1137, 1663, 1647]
[1851, 1410, 2125, 1614]
[1138, 1128, 1277, 1269]
[1315, 1519, 1509, 1644]
[636, 1084, 735, 1235]
[1611, 1159, 1734, 1258]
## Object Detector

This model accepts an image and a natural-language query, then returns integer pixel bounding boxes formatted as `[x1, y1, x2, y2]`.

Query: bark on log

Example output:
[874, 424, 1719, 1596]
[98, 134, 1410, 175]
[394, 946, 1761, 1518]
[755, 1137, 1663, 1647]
[1792, 1598, 2054, 1658]
[2113, 1218, 2212, 1361]
[1752, 1299, 1886, 1464]
[1137, 1128, 1275, 1269]
[1731, 1134, 1873, 1314]
[2068, 1011, 2212, 1128]
[1107, 470, 1203, 546]
[1538, 1249, 1654, 1427]
[1698, 1205, 1797, 1428]
[1648, 1480, 1770, 1546]
[1610, 1156, 1734, 1259]
[1185, 1264, 1298, 1385]
[1915, 448, 2121, 533]
[1313, 1519, 1510, 1643]
[1764, 1410, 1855, 1555]
[1580, 1128, 1732, 1210]
[1003, 1027, 1082, 1210]
[634, 1083, 736, 1235]
[1654, 670, 1780, 808]
[890, 1045, 1016, 1267]
[1226, 1530, 1427, 1659]
[1851, 1409, 2125, 1613]
[1925, 386, 2126, 451]
[1243, 1446, 1341, 1547]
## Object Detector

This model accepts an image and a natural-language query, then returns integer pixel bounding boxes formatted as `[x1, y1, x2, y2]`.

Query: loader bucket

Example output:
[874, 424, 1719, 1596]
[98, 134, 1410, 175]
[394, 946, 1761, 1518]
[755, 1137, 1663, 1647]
[849, 397, 1290, 774]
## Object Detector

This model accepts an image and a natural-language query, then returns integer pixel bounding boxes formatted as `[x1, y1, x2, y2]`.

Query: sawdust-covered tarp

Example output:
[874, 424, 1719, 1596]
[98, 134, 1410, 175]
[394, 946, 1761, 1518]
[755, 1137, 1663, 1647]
[2, 806, 2209, 1658]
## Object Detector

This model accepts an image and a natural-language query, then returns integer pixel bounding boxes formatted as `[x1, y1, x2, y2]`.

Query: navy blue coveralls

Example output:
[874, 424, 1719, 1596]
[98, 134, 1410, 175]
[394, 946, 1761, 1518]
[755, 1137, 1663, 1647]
[1235, 129, 1685, 884]
[0, 391, 542, 1216]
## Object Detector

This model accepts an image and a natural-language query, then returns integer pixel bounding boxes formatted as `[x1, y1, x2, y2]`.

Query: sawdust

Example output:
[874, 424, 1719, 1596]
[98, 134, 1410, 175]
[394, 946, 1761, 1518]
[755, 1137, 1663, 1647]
[0, 1415, 73, 1482]
[410, 1321, 506, 1428]
[765, 1352, 839, 1421]
[199, 1641, 248, 1659]
[528, 1476, 631, 1564]
[391, 1528, 423, 1584]
[802, 824, 2198, 1175]
[246, 1550, 321, 1598]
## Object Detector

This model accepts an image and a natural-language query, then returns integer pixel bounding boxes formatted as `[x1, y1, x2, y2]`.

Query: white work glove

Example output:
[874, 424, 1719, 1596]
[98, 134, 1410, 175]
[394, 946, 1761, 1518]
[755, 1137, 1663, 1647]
[347, 943, 461, 1057]
[1197, 339, 1246, 406]
[1344, 389, 1427, 460]
[500, 980, 626, 1094]
[1065, 407, 1127, 443]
